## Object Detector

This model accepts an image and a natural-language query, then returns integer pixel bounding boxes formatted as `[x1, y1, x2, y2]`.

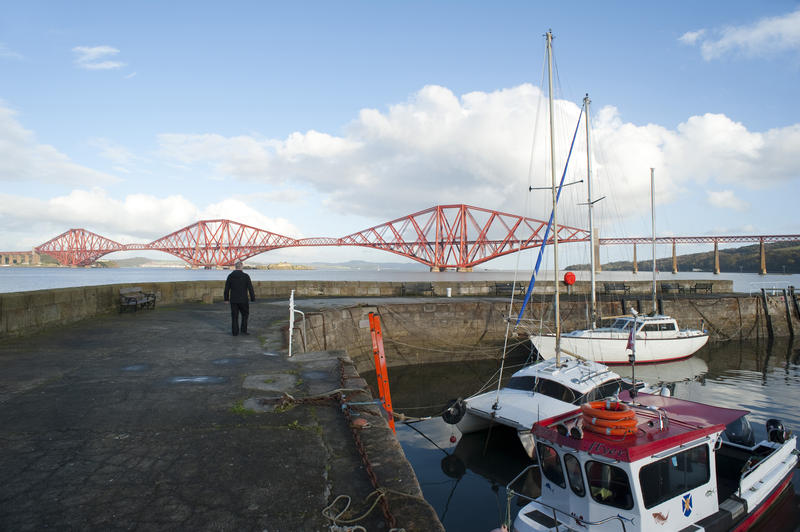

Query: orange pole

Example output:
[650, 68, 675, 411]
[368, 313, 385, 401]
[368, 313, 395, 433]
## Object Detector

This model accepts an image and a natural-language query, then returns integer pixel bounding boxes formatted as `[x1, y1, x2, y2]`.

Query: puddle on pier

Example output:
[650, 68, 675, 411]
[168, 376, 226, 384]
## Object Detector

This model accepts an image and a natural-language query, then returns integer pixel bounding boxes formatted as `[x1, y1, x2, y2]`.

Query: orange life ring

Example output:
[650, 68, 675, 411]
[583, 422, 636, 437]
[583, 416, 637, 429]
[580, 400, 635, 421]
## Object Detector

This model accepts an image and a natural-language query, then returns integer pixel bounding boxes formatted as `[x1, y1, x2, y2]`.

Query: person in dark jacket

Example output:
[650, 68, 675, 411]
[223, 261, 255, 335]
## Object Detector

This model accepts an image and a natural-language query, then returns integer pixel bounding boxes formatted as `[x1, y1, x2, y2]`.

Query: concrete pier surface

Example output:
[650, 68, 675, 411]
[0, 299, 442, 531]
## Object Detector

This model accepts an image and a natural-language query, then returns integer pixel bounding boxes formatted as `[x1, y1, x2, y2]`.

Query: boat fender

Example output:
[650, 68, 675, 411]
[442, 398, 466, 425]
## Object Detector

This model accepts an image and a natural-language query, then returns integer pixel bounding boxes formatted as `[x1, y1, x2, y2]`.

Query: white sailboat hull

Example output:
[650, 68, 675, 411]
[531, 330, 708, 364]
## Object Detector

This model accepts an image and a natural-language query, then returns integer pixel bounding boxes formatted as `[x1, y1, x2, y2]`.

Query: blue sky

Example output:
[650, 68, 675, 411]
[1, 1, 799, 267]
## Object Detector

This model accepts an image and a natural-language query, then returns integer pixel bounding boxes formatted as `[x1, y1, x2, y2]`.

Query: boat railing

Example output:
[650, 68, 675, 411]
[629, 403, 669, 432]
[748, 282, 784, 295]
[505, 464, 630, 531]
[575, 367, 614, 384]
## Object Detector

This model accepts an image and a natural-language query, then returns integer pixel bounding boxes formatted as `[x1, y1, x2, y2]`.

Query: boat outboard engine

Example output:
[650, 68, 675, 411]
[442, 398, 466, 425]
[766, 418, 788, 444]
[724, 416, 755, 447]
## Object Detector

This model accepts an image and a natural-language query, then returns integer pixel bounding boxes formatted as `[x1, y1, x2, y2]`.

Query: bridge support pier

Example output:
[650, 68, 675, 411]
[632, 243, 638, 274]
[713, 241, 720, 274]
[672, 240, 678, 274]
[759, 239, 767, 275]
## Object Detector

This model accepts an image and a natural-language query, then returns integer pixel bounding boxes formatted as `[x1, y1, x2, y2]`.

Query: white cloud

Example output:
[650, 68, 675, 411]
[0, 104, 119, 185]
[707, 189, 749, 211]
[678, 30, 705, 45]
[155, 84, 800, 226]
[72, 45, 125, 70]
[680, 8, 800, 60]
[200, 199, 300, 237]
[89, 137, 140, 173]
[0, 188, 302, 250]
[0, 43, 23, 60]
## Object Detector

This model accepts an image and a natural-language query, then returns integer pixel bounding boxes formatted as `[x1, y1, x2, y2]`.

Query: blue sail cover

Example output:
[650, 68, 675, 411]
[516, 108, 584, 325]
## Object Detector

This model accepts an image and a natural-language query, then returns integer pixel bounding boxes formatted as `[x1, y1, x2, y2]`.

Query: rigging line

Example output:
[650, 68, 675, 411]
[515, 104, 585, 325]
[493, 38, 549, 412]
[383, 337, 528, 354]
[378, 304, 517, 351]
[403, 419, 451, 456]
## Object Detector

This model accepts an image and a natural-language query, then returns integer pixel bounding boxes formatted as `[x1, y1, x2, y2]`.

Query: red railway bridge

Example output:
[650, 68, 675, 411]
[5, 204, 798, 273]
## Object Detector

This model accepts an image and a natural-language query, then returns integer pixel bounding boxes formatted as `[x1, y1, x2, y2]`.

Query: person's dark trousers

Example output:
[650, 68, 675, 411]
[230, 302, 249, 335]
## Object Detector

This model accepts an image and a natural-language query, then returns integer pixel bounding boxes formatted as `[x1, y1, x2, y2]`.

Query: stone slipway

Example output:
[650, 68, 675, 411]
[0, 299, 443, 531]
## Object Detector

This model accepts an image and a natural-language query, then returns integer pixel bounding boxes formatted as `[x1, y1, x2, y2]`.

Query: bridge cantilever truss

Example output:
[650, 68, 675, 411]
[31, 204, 589, 269]
[148, 220, 297, 267]
[31, 205, 798, 270]
[330, 204, 587, 270]
[36, 228, 125, 267]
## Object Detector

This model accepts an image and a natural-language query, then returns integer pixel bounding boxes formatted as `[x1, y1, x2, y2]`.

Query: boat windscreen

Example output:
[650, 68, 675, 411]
[535, 378, 578, 403]
[506, 376, 536, 391]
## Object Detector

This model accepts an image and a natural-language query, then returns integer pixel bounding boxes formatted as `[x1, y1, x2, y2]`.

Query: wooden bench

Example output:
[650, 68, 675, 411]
[495, 282, 526, 296]
[400, 282, 434, 296]
[660, 282, 685, 294]
[603, 282, 630, 295]
[119, 287, 157, 312]
[690, 282, 713, 294]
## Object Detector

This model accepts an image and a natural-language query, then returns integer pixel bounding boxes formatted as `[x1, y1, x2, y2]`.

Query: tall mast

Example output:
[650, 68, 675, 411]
[651, 167, 657, 314]
[546, 30, 560, 365]
[584, 94, 596, 328]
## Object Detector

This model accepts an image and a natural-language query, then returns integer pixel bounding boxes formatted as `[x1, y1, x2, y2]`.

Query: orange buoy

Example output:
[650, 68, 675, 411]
[580, 400, 635, 421]
[583, 422, 636, 437]
[584, 415, 637, 429]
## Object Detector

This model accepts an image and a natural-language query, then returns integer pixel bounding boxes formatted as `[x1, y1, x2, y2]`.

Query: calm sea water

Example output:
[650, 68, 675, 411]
[1, 266, 799, 294]
[385, 339, 800, 531]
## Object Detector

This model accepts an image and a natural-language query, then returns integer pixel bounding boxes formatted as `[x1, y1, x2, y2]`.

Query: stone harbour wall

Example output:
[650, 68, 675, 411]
[2, 279, 797, 343]
[292, 293, 800, 371]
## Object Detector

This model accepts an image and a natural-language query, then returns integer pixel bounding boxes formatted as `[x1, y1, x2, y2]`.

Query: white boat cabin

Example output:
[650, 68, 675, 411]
[512, 393, 798, 532]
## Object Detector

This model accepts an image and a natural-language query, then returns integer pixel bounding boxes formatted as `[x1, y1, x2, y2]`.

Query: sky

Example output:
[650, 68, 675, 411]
[1, 1, 799, 268]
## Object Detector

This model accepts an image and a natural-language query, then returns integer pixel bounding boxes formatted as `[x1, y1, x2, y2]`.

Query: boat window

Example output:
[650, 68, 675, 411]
[585, 461, 633, 510]
[564, 454, 585, 497]
[538, 443, 566, 489]
[638, 444, 710, 509]
[505, 376, 536, 391]
[535, 379, 577, 404]
[658, 322, 677, 332]
[611, 319, 631, 330]
[642, 324, 659, 332]
[596, 380, 622, 400]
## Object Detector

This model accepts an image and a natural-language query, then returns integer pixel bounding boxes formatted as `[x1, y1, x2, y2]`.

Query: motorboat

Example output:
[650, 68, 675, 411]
[508, 393, 798, 531]
[442, 354, 661, 457]
[531, 314, 709, 364]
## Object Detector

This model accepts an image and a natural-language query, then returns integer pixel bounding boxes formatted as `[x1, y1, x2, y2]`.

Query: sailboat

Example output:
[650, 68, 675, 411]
[528, 135, 709, 364]
[442, 31, 662, 458]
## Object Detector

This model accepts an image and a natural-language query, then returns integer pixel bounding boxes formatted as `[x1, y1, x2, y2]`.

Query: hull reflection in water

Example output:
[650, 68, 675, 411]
[446, 425, 540, 501]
